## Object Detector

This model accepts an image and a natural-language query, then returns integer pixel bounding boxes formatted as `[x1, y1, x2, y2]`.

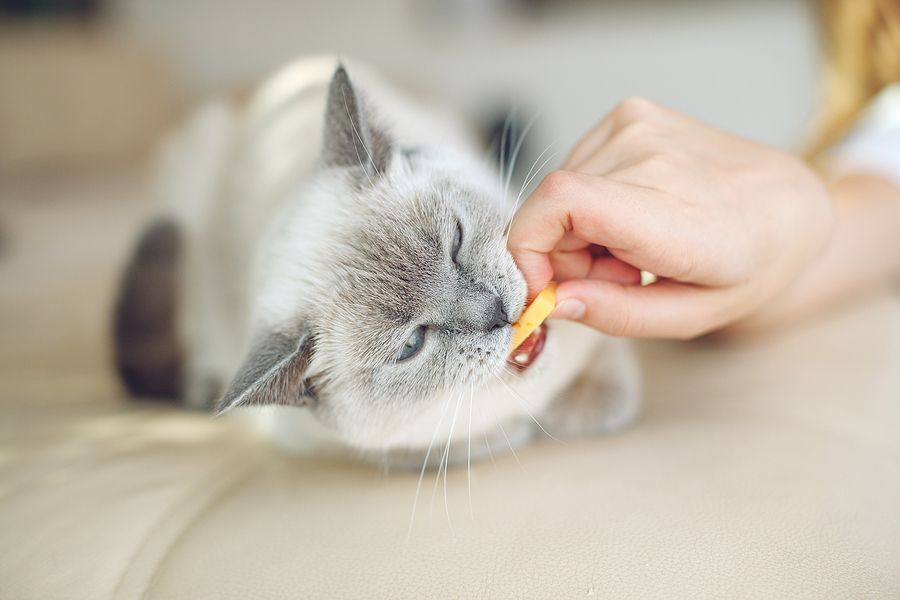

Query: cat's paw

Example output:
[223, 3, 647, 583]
[539, 340, 641, 439]
[540, 379, 640, 439]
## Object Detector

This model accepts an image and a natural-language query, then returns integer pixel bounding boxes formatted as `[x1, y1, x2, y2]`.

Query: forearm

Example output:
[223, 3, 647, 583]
[727, 172, 900, 334]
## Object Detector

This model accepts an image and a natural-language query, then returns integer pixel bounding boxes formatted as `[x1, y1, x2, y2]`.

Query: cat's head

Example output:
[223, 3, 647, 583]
[217, 66, 540, 448]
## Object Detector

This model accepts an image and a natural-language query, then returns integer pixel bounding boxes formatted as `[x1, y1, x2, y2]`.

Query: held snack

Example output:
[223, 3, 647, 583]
[510, 283, 557, 351]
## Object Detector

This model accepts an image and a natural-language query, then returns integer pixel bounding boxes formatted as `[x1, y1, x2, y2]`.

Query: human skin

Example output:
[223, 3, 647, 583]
[727, 171, 900, 334]
[507, 98, 838, 339]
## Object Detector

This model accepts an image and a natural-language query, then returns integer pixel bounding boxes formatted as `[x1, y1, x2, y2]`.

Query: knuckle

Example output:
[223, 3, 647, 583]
[537, 169, 579, 202]
[615, 97, 659, 121]
[604, 312, 632, 337]
[638, 152, 677, 177]
[616, 119, 652, 142]
[673, 248, 701, 281]
[604, 295, 642, 337]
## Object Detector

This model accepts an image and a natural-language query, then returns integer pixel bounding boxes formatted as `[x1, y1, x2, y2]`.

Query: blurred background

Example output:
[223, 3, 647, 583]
[0, 0, 821, 400]
[0, 0, 820, 170]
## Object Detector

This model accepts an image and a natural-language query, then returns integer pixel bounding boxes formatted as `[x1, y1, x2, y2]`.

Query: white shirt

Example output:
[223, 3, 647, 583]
[829, 83, 900, 187]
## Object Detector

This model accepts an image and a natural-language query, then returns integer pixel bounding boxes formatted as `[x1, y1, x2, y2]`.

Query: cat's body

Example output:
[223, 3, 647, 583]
[116, 56, 639, 467]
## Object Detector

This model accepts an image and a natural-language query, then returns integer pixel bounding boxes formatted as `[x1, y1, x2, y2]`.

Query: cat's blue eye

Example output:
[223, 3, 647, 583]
[398, 325, 428, 361]
[451, 221, 463, 264]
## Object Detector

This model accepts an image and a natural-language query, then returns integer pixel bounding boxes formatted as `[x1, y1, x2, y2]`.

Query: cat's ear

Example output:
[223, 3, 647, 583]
[215, 330, 315, 414]
[322, 64, 392, 179]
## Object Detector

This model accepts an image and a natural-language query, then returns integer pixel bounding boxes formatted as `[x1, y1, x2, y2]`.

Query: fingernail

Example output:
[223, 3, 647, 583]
[553, 298, 586, 321]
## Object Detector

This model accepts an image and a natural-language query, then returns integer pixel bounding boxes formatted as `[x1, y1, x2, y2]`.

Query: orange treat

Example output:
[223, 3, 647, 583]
[510, 283, 557, 351]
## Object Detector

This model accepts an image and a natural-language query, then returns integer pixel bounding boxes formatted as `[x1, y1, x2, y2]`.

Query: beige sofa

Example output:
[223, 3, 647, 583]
[2, 169, 899, 599]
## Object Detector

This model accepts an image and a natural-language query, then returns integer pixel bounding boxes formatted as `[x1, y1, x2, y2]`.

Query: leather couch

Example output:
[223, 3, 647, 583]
[2, 172, 898, 599]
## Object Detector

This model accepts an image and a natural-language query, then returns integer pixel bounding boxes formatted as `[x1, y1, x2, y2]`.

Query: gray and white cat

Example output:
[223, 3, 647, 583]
[115, 56, 640, 468]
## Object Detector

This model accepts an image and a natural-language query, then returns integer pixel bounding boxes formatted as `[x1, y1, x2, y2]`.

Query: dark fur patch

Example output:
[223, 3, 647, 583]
[322, 65, 392, 177]
[216, 330, 315, 413]
[112, 219, 183, 400]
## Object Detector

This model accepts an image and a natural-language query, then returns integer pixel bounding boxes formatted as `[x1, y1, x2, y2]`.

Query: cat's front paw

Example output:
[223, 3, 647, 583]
[539, 341, 641, 440]
[540, 380, 640, 439]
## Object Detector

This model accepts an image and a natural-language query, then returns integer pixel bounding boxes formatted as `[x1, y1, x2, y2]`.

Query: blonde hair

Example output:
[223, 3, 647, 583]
[809, 0, 900, 157]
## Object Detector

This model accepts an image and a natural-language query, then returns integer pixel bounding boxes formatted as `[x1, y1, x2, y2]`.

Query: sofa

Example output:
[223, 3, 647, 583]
[1, 167, 899, 599]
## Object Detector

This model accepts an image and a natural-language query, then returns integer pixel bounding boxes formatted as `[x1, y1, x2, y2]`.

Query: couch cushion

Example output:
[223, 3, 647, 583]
[1, 171, 899, 599]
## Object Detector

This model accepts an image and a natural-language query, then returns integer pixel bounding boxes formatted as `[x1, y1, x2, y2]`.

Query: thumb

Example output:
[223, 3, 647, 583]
[552, 278, 734, 339]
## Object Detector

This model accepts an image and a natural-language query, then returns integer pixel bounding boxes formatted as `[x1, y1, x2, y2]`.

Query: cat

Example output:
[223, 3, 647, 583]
[114, 56, 640, 468]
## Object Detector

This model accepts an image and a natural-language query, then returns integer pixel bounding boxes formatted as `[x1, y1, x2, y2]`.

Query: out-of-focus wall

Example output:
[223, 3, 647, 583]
[110, 0, 820, 154]
[0, 24, 182, 170]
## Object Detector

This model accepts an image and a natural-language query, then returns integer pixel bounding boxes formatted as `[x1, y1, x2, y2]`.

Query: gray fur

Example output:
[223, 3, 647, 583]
[322, 65, 392, 178]
[218, 330, 314, 412]
[163, 58, 639, 462]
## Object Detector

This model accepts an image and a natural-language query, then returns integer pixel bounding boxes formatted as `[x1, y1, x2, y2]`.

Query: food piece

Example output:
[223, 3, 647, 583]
[510, 283, 557, 351]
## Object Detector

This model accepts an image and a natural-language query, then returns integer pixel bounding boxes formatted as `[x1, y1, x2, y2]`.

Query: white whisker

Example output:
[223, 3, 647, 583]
[495, 418, 525, 471]
[430, 390, 461, 517]
[431, 388, 464, 531]
[504, 111, 542, 199]
[483, 427, 497, 468]
[506, 141, 554, 224]
[506, 146, 559, 244]
[406, 391, 454, 541]
[467, 382, 474, 520]
[494, 371, 564, 443]
[485, 395, 526, 472]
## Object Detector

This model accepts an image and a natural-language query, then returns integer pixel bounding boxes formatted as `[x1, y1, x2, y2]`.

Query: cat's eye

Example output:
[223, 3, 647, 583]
[450, 221, 463, 264]
[397, 325, 428, 361]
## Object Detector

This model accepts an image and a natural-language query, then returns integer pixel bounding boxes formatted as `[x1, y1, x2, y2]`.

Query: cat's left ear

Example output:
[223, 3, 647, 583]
[215, 330, 315, 414]
[322, 64, 392, 180]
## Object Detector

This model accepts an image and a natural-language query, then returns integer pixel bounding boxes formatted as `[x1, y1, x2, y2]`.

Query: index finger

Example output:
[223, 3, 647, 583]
[507, 170, 661, 295]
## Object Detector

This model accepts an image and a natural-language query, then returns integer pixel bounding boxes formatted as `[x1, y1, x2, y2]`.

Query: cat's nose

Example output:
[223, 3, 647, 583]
[487, 296, 509, 331]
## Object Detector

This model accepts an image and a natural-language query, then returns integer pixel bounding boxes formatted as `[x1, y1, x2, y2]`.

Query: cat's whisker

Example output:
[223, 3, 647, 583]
[482, 422, 497, 469]
[474, 394, 498, 469]
[506, 143, 553, 239]
[507, 145, 558, 231]
[431, 388, 464, 531]
[503, 111, 542, 200]
[430, 389, 460, 517]
[496, 418, 525, 472]
[505, 147, 559, 245]
[406, 390, 455, 541]
[467, 382, 474, 520]
[484, 393, 526, 472]
[494, 371, 565, 444]
[506, 141, 554, 226]
[430, 389, 462, 518]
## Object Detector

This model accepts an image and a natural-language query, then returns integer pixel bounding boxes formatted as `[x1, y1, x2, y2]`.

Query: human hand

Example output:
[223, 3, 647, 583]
[507, 99, 834, 338]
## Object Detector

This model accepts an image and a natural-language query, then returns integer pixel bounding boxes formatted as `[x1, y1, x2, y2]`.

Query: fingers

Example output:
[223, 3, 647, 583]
[507, 170, 664, 294]
[563, 97, 669, 170]
[550, 250, 643, 285]
[552, 278, 741, 339]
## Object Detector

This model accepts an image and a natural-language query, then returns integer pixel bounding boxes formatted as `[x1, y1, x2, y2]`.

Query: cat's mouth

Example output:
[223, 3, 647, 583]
[508, 324, 547, 372]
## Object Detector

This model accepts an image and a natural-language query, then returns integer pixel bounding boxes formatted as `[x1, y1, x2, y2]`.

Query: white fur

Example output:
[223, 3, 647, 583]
[160, 55, 638, 461]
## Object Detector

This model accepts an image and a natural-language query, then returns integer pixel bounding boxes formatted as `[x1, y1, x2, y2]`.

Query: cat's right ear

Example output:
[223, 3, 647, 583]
[322, 64, 392, 180]
[215, 330, 315, 415]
